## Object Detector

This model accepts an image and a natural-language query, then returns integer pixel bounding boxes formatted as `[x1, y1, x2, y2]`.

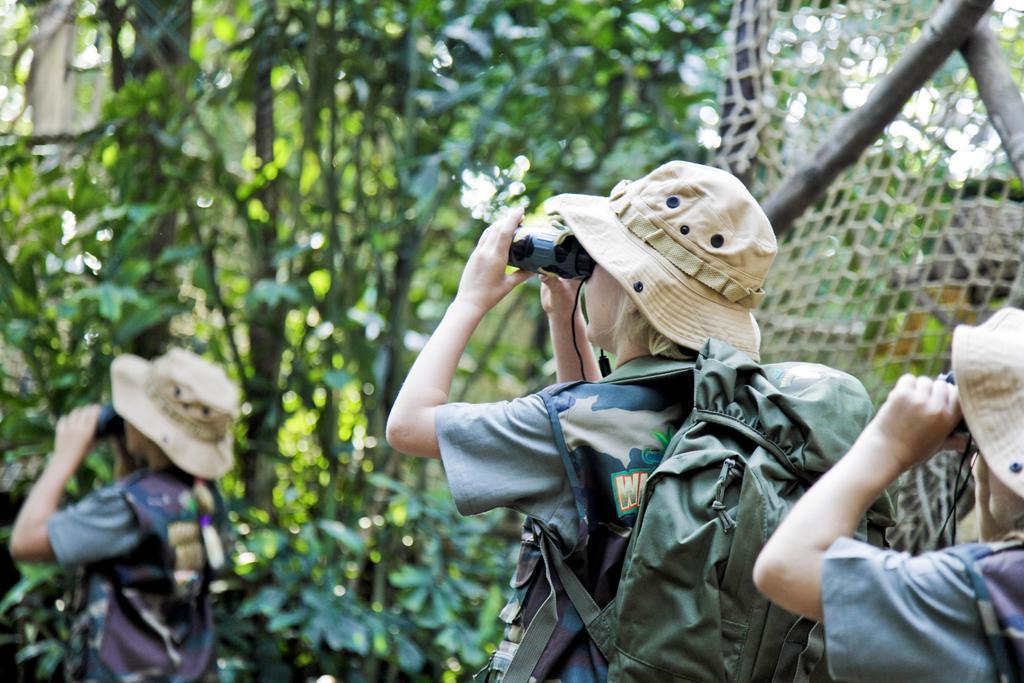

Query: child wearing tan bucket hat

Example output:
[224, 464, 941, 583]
[545, 159, 776, 360]
[111, 347, 240, 480]
[755, 307, 1024, 682]
[10, 347, 238, 681]
[387, 160, 785, 681]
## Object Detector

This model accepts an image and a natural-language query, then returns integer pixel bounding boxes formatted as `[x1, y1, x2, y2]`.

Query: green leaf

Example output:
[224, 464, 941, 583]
[389, 565, 431, 589]
[247, 280, 301, 309]
[213, 16, 237, 43]
[323, 370, 350, 390]
[308, 269, 331, 299]
[113, 304, 180, 345]
[318, 520, 364, 553]
[14, 639, 62, 664]
[99, 284, 124, 321]
[0, 564, 62, 617]
[267, 610, 306, 632]
[396, 636, 425, 672]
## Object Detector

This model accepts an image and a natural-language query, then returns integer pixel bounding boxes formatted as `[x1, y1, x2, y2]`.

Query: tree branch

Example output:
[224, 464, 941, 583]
[762, 0, 995, 236]
[960, 19, 1024, 184]
[186, 207, 250, 390]
[959, 17, 1024, 308]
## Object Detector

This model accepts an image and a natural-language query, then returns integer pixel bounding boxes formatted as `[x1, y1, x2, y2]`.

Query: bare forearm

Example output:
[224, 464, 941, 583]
[549, 310, 599, 383]
[386, 298, 486, 458]
[10, 457, 75, 562]
[754, 429, 902, 619]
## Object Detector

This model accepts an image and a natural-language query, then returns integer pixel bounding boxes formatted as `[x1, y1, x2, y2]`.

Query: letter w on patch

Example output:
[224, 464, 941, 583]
[611, 469, 649, 518]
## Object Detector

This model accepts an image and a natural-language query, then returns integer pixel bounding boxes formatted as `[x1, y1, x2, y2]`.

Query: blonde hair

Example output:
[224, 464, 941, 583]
[610, 294, 693, 360]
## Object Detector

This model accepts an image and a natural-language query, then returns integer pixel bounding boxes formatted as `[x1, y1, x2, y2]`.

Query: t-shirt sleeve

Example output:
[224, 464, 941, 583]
[821, 537, 995, 683]
[47, 486, 142, 567]
[435, 395, 577, 545]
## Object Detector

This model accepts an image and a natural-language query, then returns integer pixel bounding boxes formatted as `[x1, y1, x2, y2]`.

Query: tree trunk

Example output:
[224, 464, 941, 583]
[243, 0, 286, 502]
[115, 0, 194, 359]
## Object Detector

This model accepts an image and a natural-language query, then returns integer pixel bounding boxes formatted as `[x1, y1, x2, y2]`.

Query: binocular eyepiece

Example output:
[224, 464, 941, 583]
[507, 217, 594, 280]
[96, 404, 125, 439]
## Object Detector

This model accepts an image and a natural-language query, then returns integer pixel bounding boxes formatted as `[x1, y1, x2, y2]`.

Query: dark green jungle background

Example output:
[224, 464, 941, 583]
[0, 0, 734, 680]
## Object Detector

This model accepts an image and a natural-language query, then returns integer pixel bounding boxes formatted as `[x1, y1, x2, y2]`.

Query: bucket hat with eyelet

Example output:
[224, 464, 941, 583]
[111, 348, 240, 480]
[544, 160, 777, 360]
[952, 307, 1024, 499]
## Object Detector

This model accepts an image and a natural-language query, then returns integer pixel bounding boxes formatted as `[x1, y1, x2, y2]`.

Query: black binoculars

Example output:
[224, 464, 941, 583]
[507, 217, 594, 280]
[96, 404, 125, 439]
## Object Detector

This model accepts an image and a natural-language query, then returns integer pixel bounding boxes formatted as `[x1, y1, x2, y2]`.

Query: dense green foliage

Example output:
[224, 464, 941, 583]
[0, 0, 728, 679]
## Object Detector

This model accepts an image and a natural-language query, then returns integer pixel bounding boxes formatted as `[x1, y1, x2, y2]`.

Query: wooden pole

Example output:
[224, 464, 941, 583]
[762, 0, 995, 236]
[959, 17, 1024, 307]
[961, 20, 1024, 184]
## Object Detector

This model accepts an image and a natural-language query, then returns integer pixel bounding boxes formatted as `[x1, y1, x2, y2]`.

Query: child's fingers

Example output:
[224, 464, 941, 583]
[493, 208, 524, 253]
[506, 269, 535, 289]
[945, 384, 962, 419]
[894, 374, 916, 394]
[913, 375, 933, 402]
[477, 224, 497, 250]
[926, 379, 951, 414]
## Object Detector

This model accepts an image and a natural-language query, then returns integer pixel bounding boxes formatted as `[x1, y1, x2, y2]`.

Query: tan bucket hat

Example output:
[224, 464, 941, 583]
[952, 307, 1024, 499]
[111, 348, 240, 480]
[544, 160, 777, 360]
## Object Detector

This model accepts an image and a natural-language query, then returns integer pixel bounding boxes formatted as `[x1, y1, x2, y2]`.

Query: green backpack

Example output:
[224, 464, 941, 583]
[513, 339, 896, 682]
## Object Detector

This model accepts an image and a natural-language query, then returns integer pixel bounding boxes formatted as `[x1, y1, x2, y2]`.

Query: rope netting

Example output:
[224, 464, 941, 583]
[715, 0, 1024, 550]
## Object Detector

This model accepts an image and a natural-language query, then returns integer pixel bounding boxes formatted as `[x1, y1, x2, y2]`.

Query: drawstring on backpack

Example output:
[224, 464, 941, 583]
[711, 458, 741, 533]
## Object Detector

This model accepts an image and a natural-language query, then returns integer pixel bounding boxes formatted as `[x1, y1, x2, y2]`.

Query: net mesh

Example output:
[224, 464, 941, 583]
[715, 0, 1024, 551]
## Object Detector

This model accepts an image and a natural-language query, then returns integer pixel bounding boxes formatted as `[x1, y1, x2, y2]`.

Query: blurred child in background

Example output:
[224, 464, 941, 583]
[10, 348, 237, 682]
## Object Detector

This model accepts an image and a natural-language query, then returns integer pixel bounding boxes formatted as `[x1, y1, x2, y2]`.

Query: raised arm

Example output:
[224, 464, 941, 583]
[540, 275, 600, 383]
[753, 376, 961, 620]
[386, 209, 533, 459]
[10, 405, 101, 562]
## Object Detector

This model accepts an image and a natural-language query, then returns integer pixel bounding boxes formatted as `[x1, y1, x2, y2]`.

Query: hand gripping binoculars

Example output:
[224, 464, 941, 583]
[938, 371, 970, 437]
[95, 404, 125, 439]
[507, 215, 595, 280]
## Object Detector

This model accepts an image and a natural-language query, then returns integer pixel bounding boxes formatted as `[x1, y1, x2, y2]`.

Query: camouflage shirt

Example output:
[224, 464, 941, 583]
[438, 356, 693, 682]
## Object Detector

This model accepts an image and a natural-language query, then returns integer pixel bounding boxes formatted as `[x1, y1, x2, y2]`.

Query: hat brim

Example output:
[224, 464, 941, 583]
[546, 193, 762, 361]
[952, 310, 1024, 499]
[111, 355, 234, 480]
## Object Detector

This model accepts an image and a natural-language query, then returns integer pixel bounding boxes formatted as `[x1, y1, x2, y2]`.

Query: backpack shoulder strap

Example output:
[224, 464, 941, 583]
[945, 542, 1024, 683]
[500, 528, 560, 682]
[541, 533, 615, 658]
[500, 527, 616, 682]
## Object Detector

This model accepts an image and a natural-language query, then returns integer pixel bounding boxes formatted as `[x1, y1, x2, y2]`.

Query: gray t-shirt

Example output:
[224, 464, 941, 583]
[822, 536, 995, 682]
[47, 486, 141, 566]
[436, 395, 579, 548]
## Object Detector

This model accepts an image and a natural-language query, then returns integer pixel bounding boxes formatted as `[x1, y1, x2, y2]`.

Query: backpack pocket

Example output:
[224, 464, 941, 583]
[609, 448, 744, 682]
[482, 527, 545, 681]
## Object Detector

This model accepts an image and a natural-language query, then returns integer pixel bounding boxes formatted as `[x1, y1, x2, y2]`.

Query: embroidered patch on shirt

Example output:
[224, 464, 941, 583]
[611, 469, 650, 517]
